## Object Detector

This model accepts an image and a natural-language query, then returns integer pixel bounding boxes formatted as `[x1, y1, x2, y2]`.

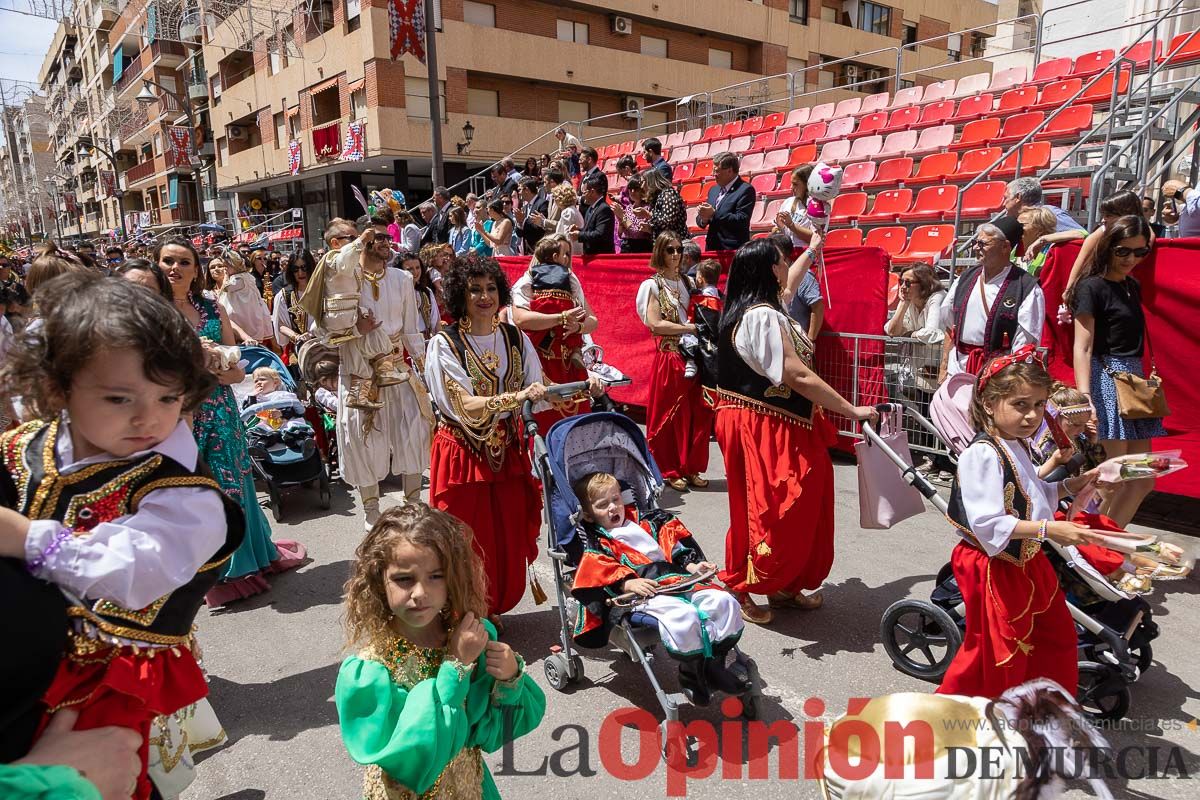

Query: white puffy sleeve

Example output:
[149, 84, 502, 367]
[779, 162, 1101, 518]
[733, 306, 789, 385]
[635, 278, 656, 327]
[1013, 283, 1046, 350]
[955, 442, 1018, 557]
[424, 332, 471, 426]
[911, 290, 947, 345]
[512, 272, 534, 310]
[939, 277, 961, 332]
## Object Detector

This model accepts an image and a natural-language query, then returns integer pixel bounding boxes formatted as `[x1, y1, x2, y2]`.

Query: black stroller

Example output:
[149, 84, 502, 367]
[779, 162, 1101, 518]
[864, 402, 1158, 721]
[522, 384, 764, 758]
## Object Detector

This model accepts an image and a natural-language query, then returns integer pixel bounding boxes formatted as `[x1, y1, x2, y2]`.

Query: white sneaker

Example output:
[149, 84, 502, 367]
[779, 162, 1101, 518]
[683, 360, 699, 379]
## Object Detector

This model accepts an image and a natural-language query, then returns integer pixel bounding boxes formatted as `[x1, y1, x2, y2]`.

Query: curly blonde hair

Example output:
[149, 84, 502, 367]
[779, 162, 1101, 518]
[552, 182, 578, 209]
[342, 503, 488, 649]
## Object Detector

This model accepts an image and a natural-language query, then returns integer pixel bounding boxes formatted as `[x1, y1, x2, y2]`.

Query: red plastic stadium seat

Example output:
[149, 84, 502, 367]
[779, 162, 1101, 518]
[686, 205, 702, 232]
[1036, 104, 1093, 140]
[864, 226, 907, 257]
[729, 135, 753, 154]
[691, 234, 706, 251]
[1164, 30, 1200, 65]
[883, 106, 921, 132]
[773, 126, 802, 149]
[749, 172, 777, 195]
[800, 122, 828, 144]
[911, 125, 954, 155]
[700, 124, 724, 143]
[760, 111, 786, 131]
[993, 86, 1039, 115]
[740, 151, 766, 174]
[673, 161, 695, 182]
[841, 160, 877, 190]
[673, 146, 693, 164]
[783, 107, 811, 128]
[952, 147, 1003, 179]
[707, 138, 731, 156]
[1081, 69, 1130, 104]
[880, 130, 918, 159]
[922, 80, 956, 104]
[720, 120, 743, 138]
[1122, 40, 1162, 69]
[908, 184, 959, 221]
[750, 198, 784, 230]
[618, 140, 637, 154]
[742, 116, 765, 136]
[748, 132, 777, 153]
[918, 100, 955, 128]
[861, 189, 913, 223]
[951, 72, 992, 98]
[992, 112, 1045, 146]
[988, 67, 1028, 93]
[950, 94, 994, 123]
[861, 92, 891, 115]
[852, 112, 889, 138]
[686, 159, 714, 184]
[908, 152, 958, 185]
[808, 102, 836, 123]
[952, 117, 1001, 150]
[864, 157, 914, 189]
[960, 181, 1005, 219]
[895, 225, 955, 264]
[1034, 79, 1083, 111]
[663, 131, 685, 148]
[840, 132, 880, 163]
[817, 117, 856, 144]
[1071, 49, 1115, 77]
[682, 128, 703, 145]
[774, 144, 815, 172]
[1032, 57, 1073, 85]
[689, 142, 711, 162]
[834, 97, 862, 118]
[680, 181, 710, 205]
[996, 141, 1050, 177]
[762, 147, 795, 173]
[889, 86, 925, 109]
[830, 192, 868, 224]
[824, 228, 864, 248]
[818, 139, 851, 164]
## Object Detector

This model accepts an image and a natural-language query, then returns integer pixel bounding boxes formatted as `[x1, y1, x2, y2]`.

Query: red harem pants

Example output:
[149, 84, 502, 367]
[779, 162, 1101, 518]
[429, 426, 542, 615]
[937, 542, 1077, 698]
[646, 344, 711, 480]
[40, 643, 208, 800]
[714, 404, 837, 596]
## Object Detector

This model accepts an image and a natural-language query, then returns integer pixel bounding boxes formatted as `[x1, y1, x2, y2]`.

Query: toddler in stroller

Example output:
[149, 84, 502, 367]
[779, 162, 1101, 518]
[570, 471, 748, 705]
[242, 366, 313, 449]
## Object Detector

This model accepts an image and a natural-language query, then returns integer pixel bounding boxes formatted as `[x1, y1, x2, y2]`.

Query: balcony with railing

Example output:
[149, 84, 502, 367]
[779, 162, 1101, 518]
[151, 40, 187, 66]
[113, 50, 146, 96]
[123, 149, 179, 187]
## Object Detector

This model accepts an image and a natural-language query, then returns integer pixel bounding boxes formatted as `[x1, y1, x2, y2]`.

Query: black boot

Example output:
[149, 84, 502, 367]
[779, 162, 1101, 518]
[678, 657, 711, 706]
[705, 642, 752, 695]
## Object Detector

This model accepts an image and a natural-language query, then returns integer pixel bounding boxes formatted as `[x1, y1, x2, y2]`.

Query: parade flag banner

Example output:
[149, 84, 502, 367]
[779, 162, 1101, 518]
[388, 0, 426, 61]
[1039, 237, 1200, 498]
[64, 192, 78, 215]
[342, 122, 365, 161]
[313, 124, 340, 159]
[99, 170, 116, 198]
[288, 140, 302, 175]
[167, 126, 191, 165]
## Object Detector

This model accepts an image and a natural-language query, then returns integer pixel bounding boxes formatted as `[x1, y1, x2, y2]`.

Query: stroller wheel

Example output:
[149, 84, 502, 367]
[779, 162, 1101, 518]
[268, 485, 284, 523]
[544, 653, 571, 692]
[318, 468, 333, 510]
[567, 654, 585, 684]
[880, 600, 962, 682]
[1129, 642, 1153, 674]
[1077, 661, 1131, 722]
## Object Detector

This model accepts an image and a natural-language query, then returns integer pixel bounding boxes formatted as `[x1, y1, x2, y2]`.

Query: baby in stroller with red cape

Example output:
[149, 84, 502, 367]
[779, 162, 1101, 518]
[569, 471, 748, 704]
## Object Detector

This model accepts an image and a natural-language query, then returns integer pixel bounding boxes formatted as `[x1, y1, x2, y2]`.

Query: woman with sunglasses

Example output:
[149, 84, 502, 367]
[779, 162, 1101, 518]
[272, 249, 316, 372]
[1072, 215, 1165, 527]
[636, 232, 711, 492]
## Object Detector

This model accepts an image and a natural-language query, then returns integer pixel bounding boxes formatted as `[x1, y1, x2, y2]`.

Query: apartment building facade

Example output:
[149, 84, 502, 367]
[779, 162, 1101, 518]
[0, 96, 56, 242]
[207, 0, 999, 247]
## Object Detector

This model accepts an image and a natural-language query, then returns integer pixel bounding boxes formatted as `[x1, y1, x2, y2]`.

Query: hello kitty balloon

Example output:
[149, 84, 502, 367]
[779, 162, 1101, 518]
[805, 162, 843, 232]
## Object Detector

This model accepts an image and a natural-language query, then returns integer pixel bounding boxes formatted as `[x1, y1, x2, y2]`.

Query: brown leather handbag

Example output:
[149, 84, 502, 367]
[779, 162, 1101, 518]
[1105, 327, 1169, 420]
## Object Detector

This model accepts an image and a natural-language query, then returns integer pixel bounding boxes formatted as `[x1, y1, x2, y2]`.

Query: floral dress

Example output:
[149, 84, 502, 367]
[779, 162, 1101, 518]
[191, 295, 302, 599]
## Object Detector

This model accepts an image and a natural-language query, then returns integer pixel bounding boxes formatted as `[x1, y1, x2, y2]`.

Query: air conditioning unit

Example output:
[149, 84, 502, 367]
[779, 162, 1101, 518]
[866, 68, 884, 82]
[611, 15, 633, 35]
[623, 96, 645, 119]
[227, 125, 248, 141]
[844, 65, 860, 83]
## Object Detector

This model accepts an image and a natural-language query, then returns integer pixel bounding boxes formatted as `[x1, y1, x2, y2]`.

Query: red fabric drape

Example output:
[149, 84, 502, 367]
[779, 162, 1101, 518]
[1038, 237, 1200, 497]
[498, 247, 891, 411]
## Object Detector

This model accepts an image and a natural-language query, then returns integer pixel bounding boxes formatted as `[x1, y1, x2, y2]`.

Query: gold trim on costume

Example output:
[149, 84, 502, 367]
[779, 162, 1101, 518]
[710, 387, 816, 428]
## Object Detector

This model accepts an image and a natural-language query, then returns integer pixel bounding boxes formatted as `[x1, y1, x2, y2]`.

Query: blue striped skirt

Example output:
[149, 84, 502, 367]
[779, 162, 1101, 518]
[1090, 354, 1167, 441]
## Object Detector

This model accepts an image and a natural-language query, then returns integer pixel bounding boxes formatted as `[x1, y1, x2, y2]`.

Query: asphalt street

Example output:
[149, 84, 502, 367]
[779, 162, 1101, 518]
[191, 439, 1200, 800]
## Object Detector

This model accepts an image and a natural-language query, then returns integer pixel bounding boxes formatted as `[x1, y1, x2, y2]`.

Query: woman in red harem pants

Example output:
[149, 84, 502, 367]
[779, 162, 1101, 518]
[712, 239, 878, 624]
[511, 235, 598, 432]
[636, 232, 712, 492]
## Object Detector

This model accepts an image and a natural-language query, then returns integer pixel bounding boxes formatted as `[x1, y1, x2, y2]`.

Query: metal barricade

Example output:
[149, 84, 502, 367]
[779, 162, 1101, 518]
[814, 332, 951, 459]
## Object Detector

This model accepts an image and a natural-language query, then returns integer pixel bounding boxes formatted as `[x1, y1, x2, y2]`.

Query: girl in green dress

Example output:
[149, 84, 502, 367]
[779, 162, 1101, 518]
[336, 504, 545, 799]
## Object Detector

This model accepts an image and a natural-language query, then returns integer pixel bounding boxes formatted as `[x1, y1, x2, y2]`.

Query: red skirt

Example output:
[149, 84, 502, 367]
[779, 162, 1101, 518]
[1063, 511, 1128, 575]
[937, 542, 1077, 698]
[429, 426, 543, 615]
[714, 404, 837, 595]
[40, 641, 208, 800]
[646, 345, 712, 480]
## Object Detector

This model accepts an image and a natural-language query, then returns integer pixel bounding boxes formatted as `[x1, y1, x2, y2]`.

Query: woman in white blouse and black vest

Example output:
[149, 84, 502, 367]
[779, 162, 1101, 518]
[712, 239, 877, 624]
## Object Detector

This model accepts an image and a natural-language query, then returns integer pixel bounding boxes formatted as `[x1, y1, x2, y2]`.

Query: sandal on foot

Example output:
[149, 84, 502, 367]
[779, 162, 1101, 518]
[767, 591, 824, 610]
[686, 474, 709, 488]
[735, 593, 772, 625]
[667, 477, 689, 492]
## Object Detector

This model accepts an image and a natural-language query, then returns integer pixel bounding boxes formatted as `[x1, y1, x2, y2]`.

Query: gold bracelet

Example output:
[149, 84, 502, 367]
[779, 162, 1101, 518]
[560, 311, 569, 328]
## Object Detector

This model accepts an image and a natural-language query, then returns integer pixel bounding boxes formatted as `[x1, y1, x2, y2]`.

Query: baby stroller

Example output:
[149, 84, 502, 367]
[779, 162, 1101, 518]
[523, 383, 765, 753]
[864, 402, 1158, 721]
[237, 346, 333, 522]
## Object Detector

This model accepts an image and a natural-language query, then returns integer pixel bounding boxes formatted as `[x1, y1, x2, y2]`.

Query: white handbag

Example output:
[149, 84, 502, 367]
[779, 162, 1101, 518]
[855, 406, 926, 529]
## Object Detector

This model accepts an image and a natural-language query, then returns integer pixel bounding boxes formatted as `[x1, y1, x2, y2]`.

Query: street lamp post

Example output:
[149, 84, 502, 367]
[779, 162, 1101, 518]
[77, 137, 127, 242]
[42, 179, 64, 241]
[135, 79, 207, 226]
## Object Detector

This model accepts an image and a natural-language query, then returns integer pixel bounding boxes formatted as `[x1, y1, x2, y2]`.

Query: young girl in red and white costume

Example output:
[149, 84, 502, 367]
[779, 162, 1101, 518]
[938, 347, 1101, 698]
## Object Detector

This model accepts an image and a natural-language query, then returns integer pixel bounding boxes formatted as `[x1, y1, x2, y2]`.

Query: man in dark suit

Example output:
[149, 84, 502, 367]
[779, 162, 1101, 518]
[515, 176, 549, 255]
[641, 137, 673, 181]
[420, 186, 453, 245]
[697, 151, 755, 250]
[572, 174, 615, 255]
[579, 147, 609, 197]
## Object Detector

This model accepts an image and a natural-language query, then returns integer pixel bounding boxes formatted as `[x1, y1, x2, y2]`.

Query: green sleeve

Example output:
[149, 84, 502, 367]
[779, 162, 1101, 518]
[0, 764, 101, 800]
[335, 654, 475, 796]
[466, 622, 547, 754]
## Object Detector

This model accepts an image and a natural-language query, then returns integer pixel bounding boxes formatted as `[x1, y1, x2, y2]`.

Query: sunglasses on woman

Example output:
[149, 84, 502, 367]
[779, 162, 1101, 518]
[1114, 245, 1150, 258]
[665, 246, 683, 255]
[899, 279, 916, 287]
